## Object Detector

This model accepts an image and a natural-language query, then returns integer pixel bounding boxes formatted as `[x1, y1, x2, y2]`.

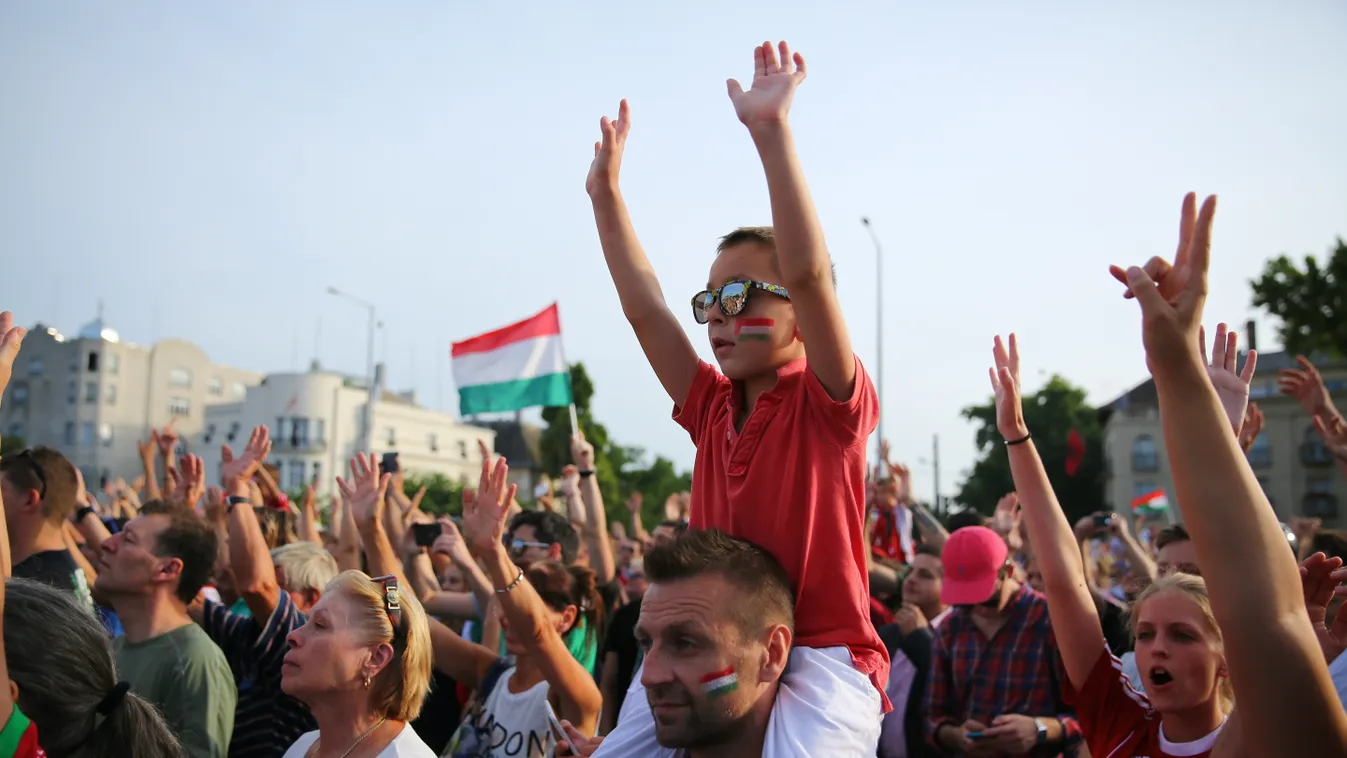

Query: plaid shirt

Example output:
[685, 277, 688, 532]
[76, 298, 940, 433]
[925, 585, 1082, 757]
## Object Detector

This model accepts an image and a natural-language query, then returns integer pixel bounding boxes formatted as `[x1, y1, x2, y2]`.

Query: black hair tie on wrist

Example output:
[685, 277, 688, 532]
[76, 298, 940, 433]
[96, 681, 130, 716]
[1004, 433, 1032, 446]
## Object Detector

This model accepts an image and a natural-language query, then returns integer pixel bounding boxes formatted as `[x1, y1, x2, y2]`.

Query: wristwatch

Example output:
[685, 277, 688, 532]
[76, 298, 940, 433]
[226, 496, 251, 514]
[1034, 718, 1048, 745]
[577, 469, 596, 479]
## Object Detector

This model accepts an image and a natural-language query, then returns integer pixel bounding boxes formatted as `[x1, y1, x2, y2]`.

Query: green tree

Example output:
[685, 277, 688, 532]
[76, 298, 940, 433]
[402, 472, 466, 517]
[0, 435, 26, 458]
[1250, 238, 1346, 359]
[610, 445, 693, 532]
[956, 375, 1105, 524]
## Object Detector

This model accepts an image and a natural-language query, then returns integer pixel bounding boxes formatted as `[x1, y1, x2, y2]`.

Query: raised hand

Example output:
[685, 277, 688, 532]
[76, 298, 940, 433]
[1299, 552, 1347, 663]
[988, 334, 1027, 439]
[137, 433, 158, 463]
[570, 431, 596, 470]
[1313, 414, 1347, 463]
[1280, 356, 1336, 418]
[156, 422, 180, 459]
[0, 311, 26, 402]
[585, 99, 630, 197]
[1239, 402, 1264, 454]
[991, 492, 1024, 552]
[726, 41, 807, 127]
[625, 491, 643, 515]
[1111, 193, 1216, 375]
[1200, 323, 1257, 435]
[171, 454, 207, 507]
[220, 426, 272, 486]
[557, 465, 580, 499]
[461, 457, 517, 556]
[431, 517, 473, 565]
[336, 452, 391, 530]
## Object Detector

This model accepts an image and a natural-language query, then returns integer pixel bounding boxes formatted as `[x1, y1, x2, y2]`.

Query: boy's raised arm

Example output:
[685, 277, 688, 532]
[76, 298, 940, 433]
[731, 41, 855, 401]
[586, 100, 700, 407]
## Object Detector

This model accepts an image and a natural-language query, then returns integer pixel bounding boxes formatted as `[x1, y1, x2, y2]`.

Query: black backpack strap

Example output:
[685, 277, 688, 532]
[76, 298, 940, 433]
[478, 658, 511, 699]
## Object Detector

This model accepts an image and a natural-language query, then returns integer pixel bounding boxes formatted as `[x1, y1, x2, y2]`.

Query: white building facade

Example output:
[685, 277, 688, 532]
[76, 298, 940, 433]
[199, 368, 496, 495]
[0, 317, 261, 485]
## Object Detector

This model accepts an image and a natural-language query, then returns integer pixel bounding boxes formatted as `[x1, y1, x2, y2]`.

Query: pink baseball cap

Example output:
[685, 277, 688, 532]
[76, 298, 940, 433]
[940, 526, 1009, 605]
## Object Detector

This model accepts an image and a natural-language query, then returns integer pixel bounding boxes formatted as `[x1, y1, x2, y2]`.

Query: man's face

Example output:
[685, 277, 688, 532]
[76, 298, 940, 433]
[874, 480, 900, 510]
[636, 574, 781, 749]
[703, 243, 800, 380]
[275, 564, 321, 614]
[625, 565, 649, 601]
[507, 524, 555, 568]
[1156, 539, 1201, 577]
[96, 514, 178, 598]
[902, 554, 943, 607]
[0, 472, 28, 526]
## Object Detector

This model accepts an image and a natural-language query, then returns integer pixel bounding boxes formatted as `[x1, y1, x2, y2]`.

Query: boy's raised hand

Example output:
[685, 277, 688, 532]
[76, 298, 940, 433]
[586, 99, 630, 197]
[728, 41, 807, 127]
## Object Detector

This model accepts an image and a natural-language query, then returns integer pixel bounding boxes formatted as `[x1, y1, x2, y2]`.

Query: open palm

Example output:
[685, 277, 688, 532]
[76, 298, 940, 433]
[727, 41, 807, 127]
[220, 426, 271, 485]
[1200, 323, 1257, 435]
[988, 334, 1026, 439]
[461, 457, 517, 556]
[336, 452, 389, 529]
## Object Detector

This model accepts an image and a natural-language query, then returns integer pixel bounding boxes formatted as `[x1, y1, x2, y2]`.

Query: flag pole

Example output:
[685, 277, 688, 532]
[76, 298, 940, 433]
[568, 403, 581, 439]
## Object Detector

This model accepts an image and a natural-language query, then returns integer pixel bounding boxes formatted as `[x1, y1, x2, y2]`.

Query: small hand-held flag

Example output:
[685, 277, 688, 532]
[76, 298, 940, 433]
[1130, 489, 1169, 518]
[1065, 428, 1085, 477]
[451, 304, 575, 418]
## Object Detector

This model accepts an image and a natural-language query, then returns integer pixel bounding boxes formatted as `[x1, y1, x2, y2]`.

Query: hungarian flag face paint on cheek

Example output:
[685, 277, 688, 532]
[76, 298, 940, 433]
[700, 666, 739, 698]
[735, 318, 774, 342]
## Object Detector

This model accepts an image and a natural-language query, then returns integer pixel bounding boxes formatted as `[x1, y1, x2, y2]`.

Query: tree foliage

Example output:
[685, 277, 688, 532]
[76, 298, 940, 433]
[956, 375, 1105, 524]
[0, 435, 26, 458]
[1250, 238, 1346, 359]
[401, 472, 466, 517]
[540, 363, 691, 532]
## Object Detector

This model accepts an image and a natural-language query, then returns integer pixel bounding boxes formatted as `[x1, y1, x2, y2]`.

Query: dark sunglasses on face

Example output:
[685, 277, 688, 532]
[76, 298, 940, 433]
[12, 450, 47, 499]
[691, 280, 791, 325]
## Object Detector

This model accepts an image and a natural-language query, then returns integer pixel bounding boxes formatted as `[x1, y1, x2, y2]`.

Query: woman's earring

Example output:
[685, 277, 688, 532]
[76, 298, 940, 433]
[363, 674, 371, 689]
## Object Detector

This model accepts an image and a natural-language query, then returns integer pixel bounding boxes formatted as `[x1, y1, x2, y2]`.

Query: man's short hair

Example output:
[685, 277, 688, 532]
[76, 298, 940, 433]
[271, 541, 338, 594]
[655, 520, 689, 537]
[508, 510, 580, 565]
[717, 226, 837, 287]
[1154, 524, 1190, 551]
[1310, 530, 1347, 562]
[914, 543, 942, 561]
[945, 509, 989, 533]
[644, 528, 794, 635]
[139, 501, 219, 603]
[0, 447, 77, 522]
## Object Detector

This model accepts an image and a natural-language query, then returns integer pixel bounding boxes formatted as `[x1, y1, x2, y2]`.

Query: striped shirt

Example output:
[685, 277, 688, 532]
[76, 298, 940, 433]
[201, 592, 315, 758]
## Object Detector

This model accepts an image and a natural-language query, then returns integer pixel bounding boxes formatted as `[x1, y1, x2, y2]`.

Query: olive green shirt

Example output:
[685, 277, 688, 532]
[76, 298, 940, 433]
[114, 622, 236, 758]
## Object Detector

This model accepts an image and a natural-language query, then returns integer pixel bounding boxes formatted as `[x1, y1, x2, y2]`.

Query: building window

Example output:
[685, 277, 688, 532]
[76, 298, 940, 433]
[106, 352, 119, 375]
[311, 461, 322, 486]
[277, 417, 293, 443]
[168, 396, 191, 417]
[105, 383, 117, 405]
[226, 422, 241, 443]
[385, 427, 397, 447]
[87, 352, 99, 372]
[457, 440, 468, 459]
[10, 384, 27, 405]
[85, 382, 98, 403]
[208, 377, 223, 396]
[203, 423, 217, 444]
[1132, 435, 1160, 472]
[169, 368, 192, 389]
[1302, 425, 1334, 467]
[6, 423, 24, 440]
[232, 381, 247, 398]
[63, 422, 75, 446]
[293, 418, 309, 447]
[286, 460, 307, 491]
[1308, 476, 1334, 494]
[26, 358, 42, 376]
[80, 422, 95, 447]
[1247, 432, 1272, 468]
[98, 423, 113, 447]
[428, 433, 439, 453]
[1133, 481, 1159, 500]
[313, 419, 326, 443]
[67, 380, 76, 405]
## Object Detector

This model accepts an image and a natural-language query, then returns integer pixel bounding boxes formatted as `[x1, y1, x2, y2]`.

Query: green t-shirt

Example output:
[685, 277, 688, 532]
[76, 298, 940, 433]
[114, 623, 236, 758]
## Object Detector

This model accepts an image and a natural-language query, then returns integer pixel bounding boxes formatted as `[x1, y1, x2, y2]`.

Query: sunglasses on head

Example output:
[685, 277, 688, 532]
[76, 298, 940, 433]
[12, 450, 47, 499]
[691, 280, 790, 325]
[369, 574, 402, 632]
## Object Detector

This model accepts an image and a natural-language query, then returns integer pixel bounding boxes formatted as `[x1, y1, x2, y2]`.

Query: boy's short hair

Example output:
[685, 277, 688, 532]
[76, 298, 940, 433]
[1154, 524, 1190, 551]
[945, 509, 989, 533]
[717, 226, 837, 287]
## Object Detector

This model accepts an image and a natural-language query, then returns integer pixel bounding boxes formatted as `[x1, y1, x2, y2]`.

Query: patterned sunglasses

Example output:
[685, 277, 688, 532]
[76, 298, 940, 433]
[691, 280, 790, 325]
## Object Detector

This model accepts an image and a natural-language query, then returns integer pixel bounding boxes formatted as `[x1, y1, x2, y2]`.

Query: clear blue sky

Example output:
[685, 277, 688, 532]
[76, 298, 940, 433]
[3, 1, 1344, 505]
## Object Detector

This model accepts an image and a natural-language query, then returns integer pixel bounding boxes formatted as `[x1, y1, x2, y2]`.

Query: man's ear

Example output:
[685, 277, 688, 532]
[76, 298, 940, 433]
[8, 679, 19, 705]
[547, 543, 563, 562]
[155, 556, 185, 586]
[756, 623, 793, 684]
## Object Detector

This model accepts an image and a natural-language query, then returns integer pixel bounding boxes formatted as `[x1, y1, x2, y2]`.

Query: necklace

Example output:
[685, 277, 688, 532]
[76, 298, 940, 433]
[310, 717, 387, 758]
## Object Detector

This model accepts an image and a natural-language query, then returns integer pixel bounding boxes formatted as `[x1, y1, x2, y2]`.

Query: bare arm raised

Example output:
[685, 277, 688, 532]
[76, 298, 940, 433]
[586, 101, 700, 407]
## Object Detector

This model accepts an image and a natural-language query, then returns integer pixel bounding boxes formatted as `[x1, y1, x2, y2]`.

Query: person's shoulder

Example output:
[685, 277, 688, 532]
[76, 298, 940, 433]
[282, 730, 319, 758]
[385, 724, 437, 757]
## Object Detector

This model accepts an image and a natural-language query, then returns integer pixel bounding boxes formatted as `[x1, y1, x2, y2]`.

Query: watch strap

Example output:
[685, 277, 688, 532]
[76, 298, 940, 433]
[226, 496, 251, 514]
[577, 469, 596, 479]
[1034, 718, 1048, 744]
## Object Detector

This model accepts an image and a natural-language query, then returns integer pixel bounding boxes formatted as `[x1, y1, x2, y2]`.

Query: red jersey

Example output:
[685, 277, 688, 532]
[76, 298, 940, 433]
[674, 356, 890, 710]
[1068, 649, 1225, 758]
[0, 707, 45, 758]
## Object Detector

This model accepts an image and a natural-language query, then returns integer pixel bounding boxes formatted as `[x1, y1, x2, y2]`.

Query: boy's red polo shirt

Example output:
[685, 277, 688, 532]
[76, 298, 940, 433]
[674, 355, 891, 709]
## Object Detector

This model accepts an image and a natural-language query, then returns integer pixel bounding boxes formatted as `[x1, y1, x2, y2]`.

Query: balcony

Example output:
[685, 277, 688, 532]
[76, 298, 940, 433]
[1303, 492, 1339, 520]
[272, 437, 328, 454]
[1301, 442, 1335, 468]
[1131, 452, 1160, 473]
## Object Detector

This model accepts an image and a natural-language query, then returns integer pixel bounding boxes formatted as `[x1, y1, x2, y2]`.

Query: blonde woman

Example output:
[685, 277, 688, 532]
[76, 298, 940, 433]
[280, 569, 436, 757]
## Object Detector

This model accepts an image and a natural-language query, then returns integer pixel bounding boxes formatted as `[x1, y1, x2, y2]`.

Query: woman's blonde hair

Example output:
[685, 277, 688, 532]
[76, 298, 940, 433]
[326, 571, 433, 721]
[1129, 572, 1234, 713]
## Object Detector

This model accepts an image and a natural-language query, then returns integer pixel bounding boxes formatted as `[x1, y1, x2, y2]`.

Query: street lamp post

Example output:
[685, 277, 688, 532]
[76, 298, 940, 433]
[327, 286, 377, 453]
[860, 217, 884, 465]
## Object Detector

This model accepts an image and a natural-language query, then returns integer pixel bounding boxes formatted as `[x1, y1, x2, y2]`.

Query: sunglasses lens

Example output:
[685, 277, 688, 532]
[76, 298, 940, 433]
[719, 282, 749, 316]
[691, 292, 715, 324]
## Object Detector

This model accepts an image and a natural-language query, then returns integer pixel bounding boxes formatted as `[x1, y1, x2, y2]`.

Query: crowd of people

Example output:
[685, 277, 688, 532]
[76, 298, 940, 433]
[1, 39, 1347, 758]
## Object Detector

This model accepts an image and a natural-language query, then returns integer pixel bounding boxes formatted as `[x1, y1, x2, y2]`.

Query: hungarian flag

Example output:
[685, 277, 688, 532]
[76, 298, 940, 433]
[1130, 489, 1170, 517]
[451, 304, 574, 416]
[1065, 428, 1085, 477]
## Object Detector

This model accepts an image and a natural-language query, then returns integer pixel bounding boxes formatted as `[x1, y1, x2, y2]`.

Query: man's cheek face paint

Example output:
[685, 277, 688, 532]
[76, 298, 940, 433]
[700, 666, 739, 698]
[735, 318, 774, 342]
